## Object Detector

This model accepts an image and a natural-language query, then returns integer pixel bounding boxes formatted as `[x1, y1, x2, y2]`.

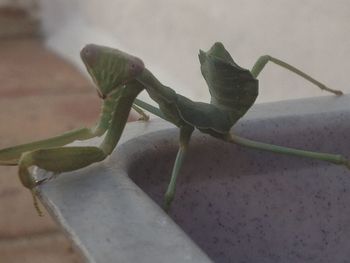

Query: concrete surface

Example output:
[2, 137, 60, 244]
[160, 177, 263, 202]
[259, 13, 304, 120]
[38, 95, 350, 263]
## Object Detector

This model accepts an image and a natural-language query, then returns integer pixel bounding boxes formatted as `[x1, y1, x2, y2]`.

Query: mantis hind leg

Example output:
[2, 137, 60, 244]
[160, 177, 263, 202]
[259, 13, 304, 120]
[250, 55, 343, 95]
[164, 126, 194, 212]
[227, 133, 350, 169]
[19, 146, 106, 215]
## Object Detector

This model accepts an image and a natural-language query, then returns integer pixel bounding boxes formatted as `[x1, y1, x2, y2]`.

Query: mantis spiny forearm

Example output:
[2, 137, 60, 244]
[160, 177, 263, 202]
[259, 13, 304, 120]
[0, 90, 119, 165]
[0, 43, 348, 215]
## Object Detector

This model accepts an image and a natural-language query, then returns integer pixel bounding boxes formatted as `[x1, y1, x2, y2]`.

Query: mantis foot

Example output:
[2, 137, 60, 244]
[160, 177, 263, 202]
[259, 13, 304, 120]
[163, 190, 175, 213]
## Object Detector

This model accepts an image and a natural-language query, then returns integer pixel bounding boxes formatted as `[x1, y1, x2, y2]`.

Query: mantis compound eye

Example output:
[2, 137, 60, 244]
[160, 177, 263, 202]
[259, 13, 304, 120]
[80, 44, 99, 67]
[128, 57, 145, 78]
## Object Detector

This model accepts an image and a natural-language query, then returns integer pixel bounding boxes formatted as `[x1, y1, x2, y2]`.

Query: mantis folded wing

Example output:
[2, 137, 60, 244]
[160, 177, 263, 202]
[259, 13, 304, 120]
[0, 43, 348, 215]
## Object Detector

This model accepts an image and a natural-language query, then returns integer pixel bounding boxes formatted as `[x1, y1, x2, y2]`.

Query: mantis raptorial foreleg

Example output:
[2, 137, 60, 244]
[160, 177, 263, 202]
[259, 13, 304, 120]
[18, 81, 143, 215]
[0, 90, 123, 165]
[250, 55, 343, 95]
[164, 126, 194, 211]
[0, 128, 95, 165]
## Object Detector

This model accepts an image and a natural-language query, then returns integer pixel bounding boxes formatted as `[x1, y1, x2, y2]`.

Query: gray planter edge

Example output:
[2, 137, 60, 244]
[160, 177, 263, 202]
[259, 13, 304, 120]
[36, 94, 350, 263]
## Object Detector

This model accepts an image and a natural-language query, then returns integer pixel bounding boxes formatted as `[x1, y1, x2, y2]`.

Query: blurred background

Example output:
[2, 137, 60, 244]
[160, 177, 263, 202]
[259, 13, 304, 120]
[0, 0, 349, 262]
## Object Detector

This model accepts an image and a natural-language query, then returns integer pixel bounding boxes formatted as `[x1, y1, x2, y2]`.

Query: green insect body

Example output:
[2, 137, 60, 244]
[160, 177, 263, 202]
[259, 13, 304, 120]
[200, 43, 258, 127]
[0, 42, 348, 214]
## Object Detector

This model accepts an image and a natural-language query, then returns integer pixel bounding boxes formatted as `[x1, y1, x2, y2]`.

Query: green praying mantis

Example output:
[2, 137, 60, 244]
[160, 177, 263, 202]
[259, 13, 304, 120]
[0, 42, 349, 215]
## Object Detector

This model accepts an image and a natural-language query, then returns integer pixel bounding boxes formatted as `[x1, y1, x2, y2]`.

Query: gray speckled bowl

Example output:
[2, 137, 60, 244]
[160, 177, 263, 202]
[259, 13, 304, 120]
[39, 95, 350, 263]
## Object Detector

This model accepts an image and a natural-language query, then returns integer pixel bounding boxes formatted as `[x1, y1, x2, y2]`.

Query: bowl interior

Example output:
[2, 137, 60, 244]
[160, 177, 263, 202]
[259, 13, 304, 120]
[128, 121, 350, 263]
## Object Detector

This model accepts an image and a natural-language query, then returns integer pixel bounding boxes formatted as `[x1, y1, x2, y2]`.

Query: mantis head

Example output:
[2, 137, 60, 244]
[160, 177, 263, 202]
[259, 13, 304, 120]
[80, 44, 144, 99]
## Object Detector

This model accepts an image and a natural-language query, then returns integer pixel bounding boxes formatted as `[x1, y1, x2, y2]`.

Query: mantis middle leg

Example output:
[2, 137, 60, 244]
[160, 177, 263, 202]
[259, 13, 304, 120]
[250, 55, 343, 95]
[164, 126, 194, 211]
